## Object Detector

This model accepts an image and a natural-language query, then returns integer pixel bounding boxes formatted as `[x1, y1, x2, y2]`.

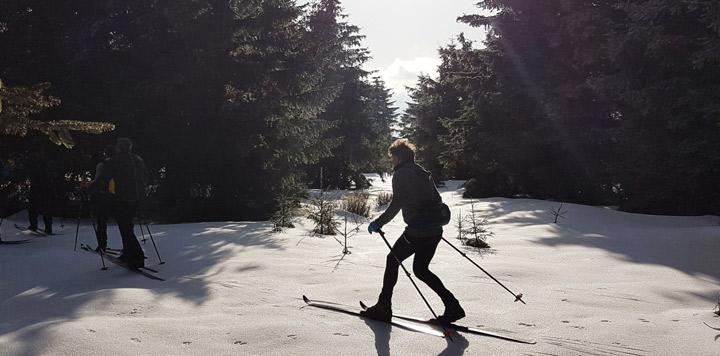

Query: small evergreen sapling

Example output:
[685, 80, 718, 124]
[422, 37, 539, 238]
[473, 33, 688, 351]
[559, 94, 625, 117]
[329, 210, 364, 272]
[270, 190, 300, 232]
[704, 294, 720, 330]
[307, 190, 340, 235]
[334, 208, 363, 255]
[333, 192, 371, 254]
[457, 199, 492, 249]
[550, 203, 567, 223]
[455, 208, 465, 239]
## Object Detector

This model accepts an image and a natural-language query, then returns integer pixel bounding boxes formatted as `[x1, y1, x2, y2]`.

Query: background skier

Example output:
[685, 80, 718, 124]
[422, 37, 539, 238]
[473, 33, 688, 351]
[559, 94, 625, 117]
[87, 138, 148, 269]
[26, 147, 58, 234]
[89, 144, 118, 252]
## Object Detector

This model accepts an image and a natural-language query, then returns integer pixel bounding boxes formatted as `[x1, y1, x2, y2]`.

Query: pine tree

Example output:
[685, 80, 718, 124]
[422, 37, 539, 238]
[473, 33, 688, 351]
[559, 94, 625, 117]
[161, 0, 342, 220]
[401, 43, 468, 181]
[450, 0, 720, 213]
[0, 79, 113, 148]
[593, 1, 720, 214]
[303, 0, 395, 190]
[0, 0, 117, 148]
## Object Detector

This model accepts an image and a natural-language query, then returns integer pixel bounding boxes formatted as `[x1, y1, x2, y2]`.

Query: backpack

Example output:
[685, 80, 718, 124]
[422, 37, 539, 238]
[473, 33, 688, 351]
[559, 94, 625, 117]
[98, 158, 116, 194]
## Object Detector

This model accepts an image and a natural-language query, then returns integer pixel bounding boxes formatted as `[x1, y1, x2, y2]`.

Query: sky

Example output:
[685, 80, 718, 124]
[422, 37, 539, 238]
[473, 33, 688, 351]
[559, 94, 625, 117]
[337, 0, 490, 113]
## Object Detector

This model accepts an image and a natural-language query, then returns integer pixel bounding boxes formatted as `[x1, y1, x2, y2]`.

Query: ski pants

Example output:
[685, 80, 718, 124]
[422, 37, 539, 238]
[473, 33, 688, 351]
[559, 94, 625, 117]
[92, 193, 114, 249]
[28, 191, 53, 230]
[113, 200, 143, 259]
[378, 233, 455, 305]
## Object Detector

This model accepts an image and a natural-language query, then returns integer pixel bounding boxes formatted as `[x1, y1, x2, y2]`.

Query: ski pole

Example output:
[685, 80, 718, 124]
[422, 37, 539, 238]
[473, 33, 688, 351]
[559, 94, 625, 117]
[441, 237, 526, 304]
[74, 194, 84, 251]
[138, 206, 164, 264]
[138, 217, 147, 243]
[142, 218, 164, 264]
[88, 209, 108, 270]
[377, 229, 454, 341]
[76, 192, 107, 270]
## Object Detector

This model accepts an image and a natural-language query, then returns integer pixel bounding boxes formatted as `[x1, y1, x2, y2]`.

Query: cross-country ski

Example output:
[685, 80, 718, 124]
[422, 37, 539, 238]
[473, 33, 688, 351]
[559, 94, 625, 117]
[14, 224, 47, 237]
[303, 296, 448, 338]
[360, 301, 536, 344]
[80, 243, 164, 281]
[0, 239, 32, 245]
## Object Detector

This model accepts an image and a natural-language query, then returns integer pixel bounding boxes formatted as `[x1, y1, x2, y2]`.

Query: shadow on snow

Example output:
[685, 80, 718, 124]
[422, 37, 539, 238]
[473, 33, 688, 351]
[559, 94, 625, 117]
[0, 211, 284, 356]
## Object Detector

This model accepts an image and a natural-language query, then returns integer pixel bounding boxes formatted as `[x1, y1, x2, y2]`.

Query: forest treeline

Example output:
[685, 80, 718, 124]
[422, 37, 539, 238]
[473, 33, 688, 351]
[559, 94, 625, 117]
[1, 1, 719, 220]
[0, 0, 394, 221]
[402, 0, 720, 216]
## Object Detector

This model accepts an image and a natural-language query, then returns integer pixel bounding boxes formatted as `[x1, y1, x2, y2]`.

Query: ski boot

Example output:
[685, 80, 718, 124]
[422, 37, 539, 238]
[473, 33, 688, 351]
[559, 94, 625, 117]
[436, 298, 465, 325]
[360, 301, 392, 322]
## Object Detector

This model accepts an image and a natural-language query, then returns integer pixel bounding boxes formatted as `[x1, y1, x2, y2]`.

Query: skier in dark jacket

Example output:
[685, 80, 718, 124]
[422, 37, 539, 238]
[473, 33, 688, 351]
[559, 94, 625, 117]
[27, 148, 58, 234]
[89, 144, 118, 252]
[88, 138, 148, 268]
[361, 138, 464, 323]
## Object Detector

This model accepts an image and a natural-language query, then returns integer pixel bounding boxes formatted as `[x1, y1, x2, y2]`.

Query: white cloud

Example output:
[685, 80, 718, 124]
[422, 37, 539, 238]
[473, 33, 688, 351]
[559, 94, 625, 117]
[381, 57, 440, 79]
[372, 57, 441, 108]
[336, 0, 490, 111]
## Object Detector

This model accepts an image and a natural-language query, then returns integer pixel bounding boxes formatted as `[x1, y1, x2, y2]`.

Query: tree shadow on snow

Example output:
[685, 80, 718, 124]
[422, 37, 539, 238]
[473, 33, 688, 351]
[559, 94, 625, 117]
[471, 199, 720, 298]
[459, 199, 720, 283]
[531, 213, 720, 283]
[0, 213, 286, 356]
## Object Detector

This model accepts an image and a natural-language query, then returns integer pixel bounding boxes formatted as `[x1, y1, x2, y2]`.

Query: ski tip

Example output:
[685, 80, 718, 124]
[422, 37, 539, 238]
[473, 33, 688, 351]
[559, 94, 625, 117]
[302, 295, 310, 303]
[359, 301, 368, 310]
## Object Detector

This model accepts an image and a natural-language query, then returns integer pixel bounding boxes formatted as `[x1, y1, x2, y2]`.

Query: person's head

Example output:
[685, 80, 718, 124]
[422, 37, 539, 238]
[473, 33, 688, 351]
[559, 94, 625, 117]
[116, 138, 132, 152]
[387, 138, 416, 167]
[103, 144, 118, 157]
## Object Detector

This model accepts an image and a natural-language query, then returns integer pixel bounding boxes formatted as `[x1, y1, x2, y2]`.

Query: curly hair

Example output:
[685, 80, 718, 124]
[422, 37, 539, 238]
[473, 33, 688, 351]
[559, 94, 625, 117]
[388, 138, 416, 163]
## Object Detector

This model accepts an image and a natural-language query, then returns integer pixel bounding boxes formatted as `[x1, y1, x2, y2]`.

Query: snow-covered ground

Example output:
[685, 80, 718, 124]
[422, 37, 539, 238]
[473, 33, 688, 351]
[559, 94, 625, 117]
[1, 176, 719, 355]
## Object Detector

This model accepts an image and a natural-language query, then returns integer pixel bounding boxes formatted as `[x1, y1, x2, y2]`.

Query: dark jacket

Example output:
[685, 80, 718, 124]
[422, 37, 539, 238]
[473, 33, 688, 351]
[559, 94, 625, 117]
[90, 157, 112, 195]
[375, 161, 443, 237]
[89, 151, 148, 202]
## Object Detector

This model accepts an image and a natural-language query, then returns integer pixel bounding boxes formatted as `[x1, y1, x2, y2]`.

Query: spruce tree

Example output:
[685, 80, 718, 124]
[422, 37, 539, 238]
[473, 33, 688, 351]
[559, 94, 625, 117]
[304, 0, 395, 190]
[447, 0, 720, 213]
[0, 80, 114, 148]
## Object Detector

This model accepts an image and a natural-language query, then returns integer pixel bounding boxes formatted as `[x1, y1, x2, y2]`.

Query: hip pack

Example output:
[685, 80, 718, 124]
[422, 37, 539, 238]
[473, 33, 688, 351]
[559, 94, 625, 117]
[407, 203, 451, 229]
